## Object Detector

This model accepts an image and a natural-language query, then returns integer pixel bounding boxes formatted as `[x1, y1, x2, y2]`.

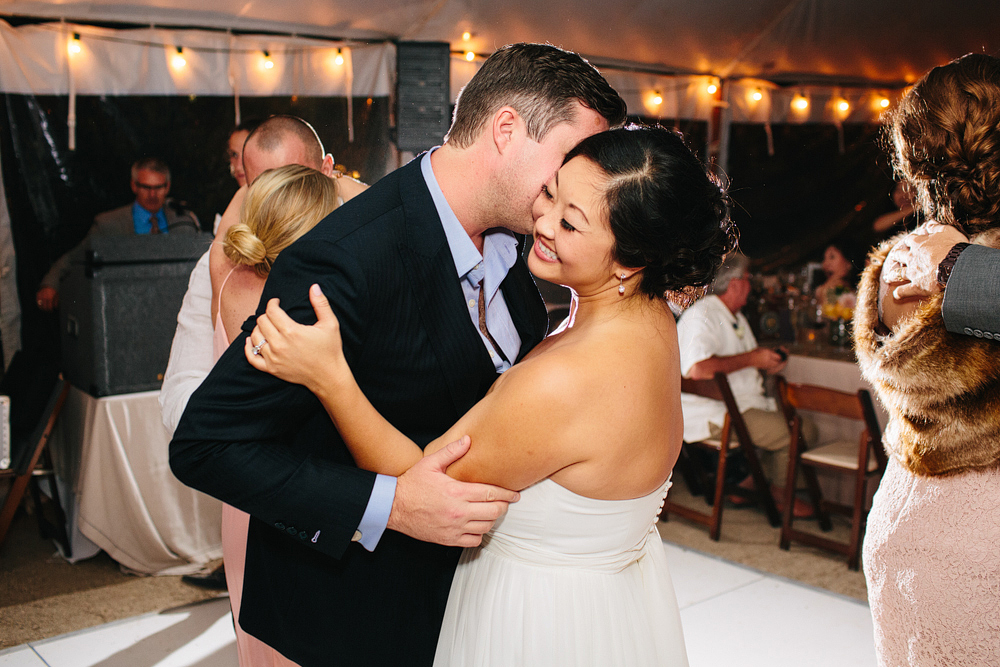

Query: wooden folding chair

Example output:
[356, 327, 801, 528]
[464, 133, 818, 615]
[775, 376, 886, 570]
[664, 372, 782, 541]
[0, 376, 71, 551]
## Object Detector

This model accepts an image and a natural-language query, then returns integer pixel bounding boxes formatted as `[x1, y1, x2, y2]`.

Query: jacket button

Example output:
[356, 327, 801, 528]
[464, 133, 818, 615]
[286, 526, 297, 535]
[985, 332, 995, 340]
[275, 522, 285, 531]
[965, 327, 974, 335]
[974, 329, 984, 337]
[298, 531, 308, 540]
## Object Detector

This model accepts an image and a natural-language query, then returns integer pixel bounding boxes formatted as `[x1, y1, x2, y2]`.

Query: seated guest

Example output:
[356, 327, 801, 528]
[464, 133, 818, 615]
[676, 253, 815, 514]
[35, 157, 199, 311]
[814, 239, 861, 304]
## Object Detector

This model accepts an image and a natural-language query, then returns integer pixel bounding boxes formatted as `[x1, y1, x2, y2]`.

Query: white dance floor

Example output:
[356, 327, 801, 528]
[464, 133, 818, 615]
[0, 540, 876, 667]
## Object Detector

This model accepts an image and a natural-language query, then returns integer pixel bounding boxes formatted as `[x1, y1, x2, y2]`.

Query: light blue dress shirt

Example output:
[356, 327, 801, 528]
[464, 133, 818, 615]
[131, 202, 169, 234]
[354, 150, 522, 551]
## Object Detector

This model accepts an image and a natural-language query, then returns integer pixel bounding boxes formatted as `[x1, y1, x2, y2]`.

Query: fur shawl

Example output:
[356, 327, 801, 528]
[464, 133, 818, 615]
[854, 234, 1000, 476]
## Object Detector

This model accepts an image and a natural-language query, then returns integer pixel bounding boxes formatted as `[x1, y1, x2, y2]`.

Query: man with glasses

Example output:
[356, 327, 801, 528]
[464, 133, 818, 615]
[35, 157, 199, 311]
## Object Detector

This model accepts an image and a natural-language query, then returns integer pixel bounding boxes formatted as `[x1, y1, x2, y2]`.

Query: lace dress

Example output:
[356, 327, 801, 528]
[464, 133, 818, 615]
[863, 457, 1000, 666]
[433, 478, 688, 666]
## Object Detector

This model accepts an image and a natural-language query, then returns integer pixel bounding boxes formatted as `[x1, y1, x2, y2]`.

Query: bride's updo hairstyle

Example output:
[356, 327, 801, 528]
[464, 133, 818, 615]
[225, 164, 339, 277]
[564, 124, 735, 300]
[888, 53, 1000, 237]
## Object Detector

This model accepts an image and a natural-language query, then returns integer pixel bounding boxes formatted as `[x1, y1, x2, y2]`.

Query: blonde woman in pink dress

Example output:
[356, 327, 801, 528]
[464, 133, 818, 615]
[854, 53, 1000, 667]
[210, 164, 363, 666]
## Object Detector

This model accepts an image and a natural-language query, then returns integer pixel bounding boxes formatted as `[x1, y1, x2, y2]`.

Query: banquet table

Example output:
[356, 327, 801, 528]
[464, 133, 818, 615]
[48, 386, 222, 575]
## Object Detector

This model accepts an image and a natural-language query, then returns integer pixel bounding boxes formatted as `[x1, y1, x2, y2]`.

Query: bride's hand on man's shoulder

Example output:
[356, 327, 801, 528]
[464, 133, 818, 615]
[244, 284, 347, 389]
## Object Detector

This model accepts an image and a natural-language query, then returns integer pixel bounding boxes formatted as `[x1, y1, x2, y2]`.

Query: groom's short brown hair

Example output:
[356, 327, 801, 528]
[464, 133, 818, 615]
[444, 43, 626, 149]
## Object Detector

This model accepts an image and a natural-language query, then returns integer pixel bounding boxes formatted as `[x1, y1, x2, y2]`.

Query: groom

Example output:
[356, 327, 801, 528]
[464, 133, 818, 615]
[170, 43, 625, 666]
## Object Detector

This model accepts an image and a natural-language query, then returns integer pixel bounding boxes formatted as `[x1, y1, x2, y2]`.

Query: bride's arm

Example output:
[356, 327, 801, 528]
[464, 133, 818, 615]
[247, 285, 585, 489]
[246, 284, 422, 475]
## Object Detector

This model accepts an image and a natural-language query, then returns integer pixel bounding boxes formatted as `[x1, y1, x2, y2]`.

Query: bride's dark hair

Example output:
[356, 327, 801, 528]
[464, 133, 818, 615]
[564, 124, 736, 300]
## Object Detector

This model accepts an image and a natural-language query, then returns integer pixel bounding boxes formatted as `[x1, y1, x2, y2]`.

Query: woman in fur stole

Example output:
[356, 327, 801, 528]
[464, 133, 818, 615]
[854, 54, 1000, 667]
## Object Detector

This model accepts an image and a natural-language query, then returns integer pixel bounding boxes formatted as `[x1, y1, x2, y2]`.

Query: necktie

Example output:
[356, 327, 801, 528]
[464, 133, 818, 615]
[478, 281, 509, 363]
[149, 213, 160, 234]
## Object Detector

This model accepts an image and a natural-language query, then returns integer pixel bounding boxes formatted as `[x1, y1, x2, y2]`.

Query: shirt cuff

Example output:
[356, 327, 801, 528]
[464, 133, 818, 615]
[355, 474, 396, 552]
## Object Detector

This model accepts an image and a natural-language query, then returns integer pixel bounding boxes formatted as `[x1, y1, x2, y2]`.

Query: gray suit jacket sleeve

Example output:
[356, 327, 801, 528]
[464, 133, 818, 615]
[941, 244, 1000, 339]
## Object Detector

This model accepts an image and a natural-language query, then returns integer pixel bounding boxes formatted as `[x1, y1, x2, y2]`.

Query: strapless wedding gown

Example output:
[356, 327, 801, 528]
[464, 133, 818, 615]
[433, 477, 688, 666]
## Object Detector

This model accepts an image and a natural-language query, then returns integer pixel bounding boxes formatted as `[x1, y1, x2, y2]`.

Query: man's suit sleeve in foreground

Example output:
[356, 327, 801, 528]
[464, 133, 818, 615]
[169, 236, 377, 561]
[941, 244, 1000, 339]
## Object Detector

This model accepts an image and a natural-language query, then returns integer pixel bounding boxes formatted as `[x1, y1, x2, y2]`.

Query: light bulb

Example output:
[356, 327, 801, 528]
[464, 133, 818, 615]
[462, 31, 471, 41]
[792, 95, 809, 111]
[706, 83, 718, 95]
[263, 51, 274, 70]
[838, 99, 850, 113]
[651, 92, 663, 106]
[335, 48, 344, 66]
[879, 97, 890, 109]
[465, 51, 476, 62]
[751, 89, 763, 102]
[68, 33, 81, 56]
[172, 47, 186, 69]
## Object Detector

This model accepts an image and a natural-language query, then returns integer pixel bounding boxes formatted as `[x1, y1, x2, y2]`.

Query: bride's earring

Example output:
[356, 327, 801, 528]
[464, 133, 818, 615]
[618, 273, 626, 295]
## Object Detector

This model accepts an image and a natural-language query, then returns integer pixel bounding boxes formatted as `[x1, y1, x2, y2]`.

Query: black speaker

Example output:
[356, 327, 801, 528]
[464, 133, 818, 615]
[396, 41, 451, 152]
[59, 234, 213, 397]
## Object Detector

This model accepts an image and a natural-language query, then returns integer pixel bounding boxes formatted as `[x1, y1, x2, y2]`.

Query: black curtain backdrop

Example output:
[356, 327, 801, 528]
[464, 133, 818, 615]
[0, 94, 392, 352]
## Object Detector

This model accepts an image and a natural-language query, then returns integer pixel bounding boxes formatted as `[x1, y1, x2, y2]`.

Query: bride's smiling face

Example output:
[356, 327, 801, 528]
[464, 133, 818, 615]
[528, 156, 620, 295]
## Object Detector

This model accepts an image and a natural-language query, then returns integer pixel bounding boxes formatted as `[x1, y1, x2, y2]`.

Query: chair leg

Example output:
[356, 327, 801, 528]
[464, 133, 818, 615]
[801, 466, 832, 532]
[779, 444, 799, 551]
[846, 472, 869, 571]
[709, 448, 728, 541]
[742, 444, 781, 527]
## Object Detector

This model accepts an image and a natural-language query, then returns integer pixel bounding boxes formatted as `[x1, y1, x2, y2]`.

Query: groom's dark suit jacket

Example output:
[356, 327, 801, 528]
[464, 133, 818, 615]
[170, 158, 548, 666]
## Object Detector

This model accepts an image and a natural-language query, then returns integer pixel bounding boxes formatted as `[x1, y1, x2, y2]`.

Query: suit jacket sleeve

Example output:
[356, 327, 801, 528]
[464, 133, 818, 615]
[170, 235, 377, 560]
[941, 244, 1000, 340]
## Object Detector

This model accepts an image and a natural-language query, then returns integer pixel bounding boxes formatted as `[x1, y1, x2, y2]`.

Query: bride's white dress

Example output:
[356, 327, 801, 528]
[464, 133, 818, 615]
[433, 477, 688, 666]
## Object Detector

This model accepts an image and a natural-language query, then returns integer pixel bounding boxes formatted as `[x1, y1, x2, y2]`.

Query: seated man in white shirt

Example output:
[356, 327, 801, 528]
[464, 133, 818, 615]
[676, 253, 816, 515]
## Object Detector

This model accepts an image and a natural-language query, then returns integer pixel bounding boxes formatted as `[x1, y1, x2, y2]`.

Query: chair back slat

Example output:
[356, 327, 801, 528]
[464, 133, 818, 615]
[680, 376, 726, 402]
[781, 381, 864, 420]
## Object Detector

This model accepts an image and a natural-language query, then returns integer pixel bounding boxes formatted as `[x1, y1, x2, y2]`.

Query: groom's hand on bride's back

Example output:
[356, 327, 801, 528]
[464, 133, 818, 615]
[387, 436, 519, 547]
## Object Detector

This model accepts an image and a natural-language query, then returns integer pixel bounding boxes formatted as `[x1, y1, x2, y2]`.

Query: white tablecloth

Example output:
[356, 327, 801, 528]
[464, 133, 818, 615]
[49, 387, 222, 575]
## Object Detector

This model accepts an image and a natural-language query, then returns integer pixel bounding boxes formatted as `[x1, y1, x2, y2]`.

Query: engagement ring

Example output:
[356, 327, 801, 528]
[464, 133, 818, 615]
[251, 338, 267, 355]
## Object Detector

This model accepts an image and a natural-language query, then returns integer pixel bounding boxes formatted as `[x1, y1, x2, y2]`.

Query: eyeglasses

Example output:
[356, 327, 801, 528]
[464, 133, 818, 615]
[134, 181, 168, 191]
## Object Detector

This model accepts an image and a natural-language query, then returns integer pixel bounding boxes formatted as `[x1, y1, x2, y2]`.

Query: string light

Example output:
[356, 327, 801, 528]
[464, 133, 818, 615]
[651, 91, 663, 106]
[334, 48, 344, 66]
[792, 94, 809, 111]
[878, 96, 890, 109]
[751, 88, 763, 102]
[461, 31, 472, 41]
[837, 99, 850, 113]
[172, 46, 186, 69]
[706, 82, 718, 95]
[465, 51, 476, 62]
[262, 50, 274, 70]
[68, 33, 81, 56]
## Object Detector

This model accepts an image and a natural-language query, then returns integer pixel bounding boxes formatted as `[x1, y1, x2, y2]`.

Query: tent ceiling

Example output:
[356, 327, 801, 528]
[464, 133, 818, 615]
[1, 0, 997, 86]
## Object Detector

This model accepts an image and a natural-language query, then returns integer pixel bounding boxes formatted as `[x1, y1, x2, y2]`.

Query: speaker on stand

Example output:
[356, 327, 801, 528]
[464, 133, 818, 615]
[396, 42, 452, 153]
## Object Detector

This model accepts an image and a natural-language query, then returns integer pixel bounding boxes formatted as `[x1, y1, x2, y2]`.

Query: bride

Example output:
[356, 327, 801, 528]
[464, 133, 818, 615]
[245, 125, 734, 666]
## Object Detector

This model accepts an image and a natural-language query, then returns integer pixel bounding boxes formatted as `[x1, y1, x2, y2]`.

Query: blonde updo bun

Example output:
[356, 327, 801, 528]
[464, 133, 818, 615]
[224, 164, 339, 277]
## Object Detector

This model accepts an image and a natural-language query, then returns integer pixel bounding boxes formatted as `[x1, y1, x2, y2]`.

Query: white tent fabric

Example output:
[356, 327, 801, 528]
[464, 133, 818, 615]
[0, 0, 996, 86]
[0, 21, 394, 97]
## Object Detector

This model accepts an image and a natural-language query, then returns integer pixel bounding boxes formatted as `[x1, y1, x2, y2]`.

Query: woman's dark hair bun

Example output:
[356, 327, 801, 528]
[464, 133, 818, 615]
[565, 124, 737, 299]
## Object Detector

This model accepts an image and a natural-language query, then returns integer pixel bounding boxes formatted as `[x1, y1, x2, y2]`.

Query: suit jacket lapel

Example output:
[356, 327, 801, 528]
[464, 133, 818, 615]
[502, 236, 549, 362]
[396, 162, 493, 417]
